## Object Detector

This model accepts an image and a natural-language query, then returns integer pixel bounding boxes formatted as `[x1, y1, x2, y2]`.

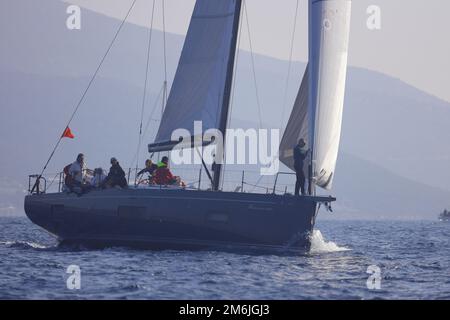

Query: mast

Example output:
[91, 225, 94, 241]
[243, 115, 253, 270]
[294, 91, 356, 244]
[307, 0, 315, 196]
[212, 0, 243, 191]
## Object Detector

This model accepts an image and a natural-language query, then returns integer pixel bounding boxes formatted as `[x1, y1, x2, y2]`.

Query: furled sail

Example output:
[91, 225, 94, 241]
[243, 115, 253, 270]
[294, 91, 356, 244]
[279, 0, 351, 191]
[148, 0, 242, 153]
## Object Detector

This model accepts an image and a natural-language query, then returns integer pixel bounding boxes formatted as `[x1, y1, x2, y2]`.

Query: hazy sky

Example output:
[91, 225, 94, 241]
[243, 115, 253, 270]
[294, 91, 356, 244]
[63, 0, 450, 103]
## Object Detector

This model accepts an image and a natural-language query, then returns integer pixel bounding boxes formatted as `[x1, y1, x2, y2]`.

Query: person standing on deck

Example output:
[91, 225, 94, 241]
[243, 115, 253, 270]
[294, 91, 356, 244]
[293, 139, 309, 196]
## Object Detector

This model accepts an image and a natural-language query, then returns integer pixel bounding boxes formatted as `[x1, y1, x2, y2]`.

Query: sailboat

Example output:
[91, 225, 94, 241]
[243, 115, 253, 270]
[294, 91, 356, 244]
[24, 0, 352, 254]
[439, 209, 450, 222]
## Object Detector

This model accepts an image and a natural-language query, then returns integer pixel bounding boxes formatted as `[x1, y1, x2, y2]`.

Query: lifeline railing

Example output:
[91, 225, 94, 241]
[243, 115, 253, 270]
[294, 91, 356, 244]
[272, 172, 296, 194]
[28, 167, 297, 196]
[28, 175, 47, 195]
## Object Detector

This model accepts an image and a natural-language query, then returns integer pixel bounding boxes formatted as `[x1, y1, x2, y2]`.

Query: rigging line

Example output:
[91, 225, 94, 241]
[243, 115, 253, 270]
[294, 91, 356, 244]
[221, 0, 245, 190]
[279, 0, 300, 131]
[243, 0, 263, 130]
[128, 83, 165, 169]
[135, 0, 156, 174]
[267, 0, 300, 190]
[222, 1, 264, 190]
[45, 172, 62, 192]
[162, 0, 168, 107]
[142, 84, 165, 147]
[32, 0, 138, 190]
[249, 174, 265, 193]
[256, 2, 300, 191]
[243, 181, 271, 191]
[228, 1, 245, 129]
[159, 0, 169, 164]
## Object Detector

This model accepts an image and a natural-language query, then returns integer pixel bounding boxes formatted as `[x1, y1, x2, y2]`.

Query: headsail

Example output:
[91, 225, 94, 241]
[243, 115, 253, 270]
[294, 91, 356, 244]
[309, 0, 352, 190]
[279, 65, 309, 171]
[279, 0, 351, 191]
[148, 0, 242, 153]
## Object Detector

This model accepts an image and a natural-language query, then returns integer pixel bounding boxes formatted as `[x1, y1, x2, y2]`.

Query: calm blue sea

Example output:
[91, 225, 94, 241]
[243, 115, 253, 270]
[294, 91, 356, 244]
[0, 216, 449, 300]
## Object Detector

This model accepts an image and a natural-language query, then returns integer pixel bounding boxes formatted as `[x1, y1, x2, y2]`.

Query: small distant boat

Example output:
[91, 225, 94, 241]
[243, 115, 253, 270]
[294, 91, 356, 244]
[439, 209, 450, 222]
[25, 0, 352, 254]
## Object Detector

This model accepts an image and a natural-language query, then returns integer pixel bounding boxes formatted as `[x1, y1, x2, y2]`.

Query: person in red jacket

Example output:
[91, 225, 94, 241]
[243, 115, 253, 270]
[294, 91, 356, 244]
[153, 156, 182, 186]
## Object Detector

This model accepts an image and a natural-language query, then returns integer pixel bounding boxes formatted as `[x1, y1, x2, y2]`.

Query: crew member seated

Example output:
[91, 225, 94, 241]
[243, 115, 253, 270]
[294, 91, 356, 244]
[91, 168, 107, 188]
[65, 153, 92, 194]
[102, 157, 128, 189]
[137, 159, 158, 184]
[153, 156, 183, 186]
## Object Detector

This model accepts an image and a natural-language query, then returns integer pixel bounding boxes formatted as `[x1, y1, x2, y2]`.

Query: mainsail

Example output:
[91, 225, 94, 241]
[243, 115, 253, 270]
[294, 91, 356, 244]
[280, 0, 351, 191]
[148, 0, 242, 153]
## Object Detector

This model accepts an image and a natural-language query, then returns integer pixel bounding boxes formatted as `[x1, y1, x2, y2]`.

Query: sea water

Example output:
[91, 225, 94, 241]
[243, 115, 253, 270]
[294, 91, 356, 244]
[0, 216, 449, 299]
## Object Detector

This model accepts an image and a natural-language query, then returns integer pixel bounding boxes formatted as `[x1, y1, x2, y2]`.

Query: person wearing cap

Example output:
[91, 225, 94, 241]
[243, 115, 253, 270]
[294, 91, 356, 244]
[103, 157, 127, 189]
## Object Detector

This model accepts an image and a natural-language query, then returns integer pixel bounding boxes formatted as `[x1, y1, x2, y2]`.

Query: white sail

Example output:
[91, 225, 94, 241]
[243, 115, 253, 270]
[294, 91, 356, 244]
[279, 65, 309, 171]
[309, 0, 352, 189]
[149, 0, 242, 152]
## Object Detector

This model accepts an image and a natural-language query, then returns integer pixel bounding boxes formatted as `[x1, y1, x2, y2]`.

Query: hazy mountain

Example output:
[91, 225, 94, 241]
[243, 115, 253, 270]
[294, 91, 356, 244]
[1, 0, 449, 218]
[331, 153, 450, 220]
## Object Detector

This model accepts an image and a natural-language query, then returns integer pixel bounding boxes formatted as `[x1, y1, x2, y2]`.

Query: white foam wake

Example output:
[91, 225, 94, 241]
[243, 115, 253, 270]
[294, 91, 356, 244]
[309, 230, 350, 253]
[0, 241, 48, 249]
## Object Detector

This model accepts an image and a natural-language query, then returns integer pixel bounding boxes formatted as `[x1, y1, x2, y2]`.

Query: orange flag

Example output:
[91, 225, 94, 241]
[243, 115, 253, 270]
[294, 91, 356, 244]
[61, 126, 75, 139]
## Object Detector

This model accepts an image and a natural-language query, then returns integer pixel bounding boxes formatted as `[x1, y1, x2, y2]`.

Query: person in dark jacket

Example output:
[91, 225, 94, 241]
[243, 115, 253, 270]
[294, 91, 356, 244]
[137, 159, 158, 178]
[103, 157, 127, 189]
[293, 139, 309, 196]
